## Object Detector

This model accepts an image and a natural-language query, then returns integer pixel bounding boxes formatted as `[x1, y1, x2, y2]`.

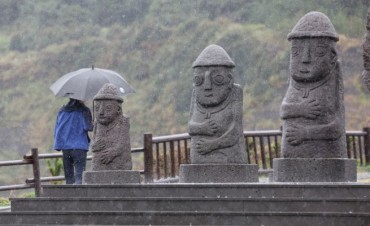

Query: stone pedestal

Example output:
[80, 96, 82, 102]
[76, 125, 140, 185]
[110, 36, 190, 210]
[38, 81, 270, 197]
[83, 170, 141, 184]
[273, 158, 357, 182]
[179, 164, 258, 183]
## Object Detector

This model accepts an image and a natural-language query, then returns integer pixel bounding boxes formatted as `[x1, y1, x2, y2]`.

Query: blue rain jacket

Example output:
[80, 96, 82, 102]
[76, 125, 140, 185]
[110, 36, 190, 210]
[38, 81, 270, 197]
[53, 105, 92, 151]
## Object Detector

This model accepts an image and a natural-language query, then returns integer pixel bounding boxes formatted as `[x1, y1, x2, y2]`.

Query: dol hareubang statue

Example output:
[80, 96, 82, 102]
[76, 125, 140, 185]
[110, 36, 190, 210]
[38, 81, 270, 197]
[280, 11, 346, 158]
[188, 44, 247, 164]
[90, 83, 132, 171]
[180, 44, 257, 183]
[273, 11, 356, 182]
[83, 83, 140, 184]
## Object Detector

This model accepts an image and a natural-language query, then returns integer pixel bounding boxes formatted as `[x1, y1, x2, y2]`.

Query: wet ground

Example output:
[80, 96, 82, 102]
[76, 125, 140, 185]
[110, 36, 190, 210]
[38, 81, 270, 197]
[1, 172, 370, 213]
[357, 172, 370, 182]
[0, 206, 10, 212]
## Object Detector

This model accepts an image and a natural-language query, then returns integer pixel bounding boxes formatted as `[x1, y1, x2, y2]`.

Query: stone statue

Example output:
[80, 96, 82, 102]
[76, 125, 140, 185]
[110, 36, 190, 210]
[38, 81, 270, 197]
[280, 11, 346, 159]
[362, 7, 370, 90]
[179, 44, 257, 183]
[90, 83, 132, 171]
[188, 44, 247, 164]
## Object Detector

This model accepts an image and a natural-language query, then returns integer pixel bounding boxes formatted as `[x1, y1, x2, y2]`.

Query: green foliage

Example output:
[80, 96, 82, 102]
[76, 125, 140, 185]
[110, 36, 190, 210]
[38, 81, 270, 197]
[20, 192, 35, 198]
[47, 158, 63, 185]
[0, 197, 10, 206]
[47, 158, 63, 176]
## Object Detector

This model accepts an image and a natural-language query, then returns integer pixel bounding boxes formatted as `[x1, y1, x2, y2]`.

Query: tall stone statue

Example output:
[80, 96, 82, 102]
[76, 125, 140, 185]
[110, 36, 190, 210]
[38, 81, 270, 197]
[179, 44, 258, 183]
[188, 44, 247, 164]
[273, 12, 356, 182]
[280, 11, 346, 158]
[83, 83, 140, 184]
[362, 7, 370, 90]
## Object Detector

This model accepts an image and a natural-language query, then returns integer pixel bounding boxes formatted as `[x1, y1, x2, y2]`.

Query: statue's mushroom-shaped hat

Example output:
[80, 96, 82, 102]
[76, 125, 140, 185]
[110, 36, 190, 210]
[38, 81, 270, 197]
[287, 11, 338, 41]
[94, 83, 123, 103]
[192, 44, 235, 68]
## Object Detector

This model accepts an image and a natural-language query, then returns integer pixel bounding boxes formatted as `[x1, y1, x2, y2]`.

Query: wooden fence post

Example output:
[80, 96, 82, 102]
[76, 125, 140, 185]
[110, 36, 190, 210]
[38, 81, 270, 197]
[143, 133, 153, 183]
[31, 148, 42, 197]
[363, 127, 370, 165]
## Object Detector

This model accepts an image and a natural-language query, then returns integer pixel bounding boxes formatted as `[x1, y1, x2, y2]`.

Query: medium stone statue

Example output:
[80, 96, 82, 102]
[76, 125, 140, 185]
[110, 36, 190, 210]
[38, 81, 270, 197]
[90, 83, 132, 171]
[280, 11, 346, 158]
[188, 44, 247, 164]
[362, 7, 370, 90]
[179, 44, 257, 183]
[273, 12, 356, 182]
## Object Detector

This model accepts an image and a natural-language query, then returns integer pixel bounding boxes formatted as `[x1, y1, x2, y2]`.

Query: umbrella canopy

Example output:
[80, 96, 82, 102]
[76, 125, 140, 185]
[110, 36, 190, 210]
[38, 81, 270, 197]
[50, 66, 135, 101]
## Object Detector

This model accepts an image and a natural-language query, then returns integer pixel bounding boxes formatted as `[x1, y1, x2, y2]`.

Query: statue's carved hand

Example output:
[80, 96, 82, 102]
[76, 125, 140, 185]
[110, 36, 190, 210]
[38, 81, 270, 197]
[208, 120, 218, 135]
[196, 138, 212, 155]
[286, 125, 305, 146]
[302, 99, 321, 119]
[91, 139, 106, 152]
[362, 70, 370, 92]
[100, 149, 115, 164]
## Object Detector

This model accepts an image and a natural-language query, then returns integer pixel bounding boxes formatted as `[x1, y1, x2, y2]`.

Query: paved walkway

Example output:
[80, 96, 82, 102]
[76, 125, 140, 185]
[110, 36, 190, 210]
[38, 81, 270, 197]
[0, 206, 10, 212]
[357, 172, 370, 182]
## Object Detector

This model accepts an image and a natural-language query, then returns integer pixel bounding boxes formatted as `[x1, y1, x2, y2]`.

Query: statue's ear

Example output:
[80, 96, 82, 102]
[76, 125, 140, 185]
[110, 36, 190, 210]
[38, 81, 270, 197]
[228, 73, 233, 85]
[331, 48, 337, 64]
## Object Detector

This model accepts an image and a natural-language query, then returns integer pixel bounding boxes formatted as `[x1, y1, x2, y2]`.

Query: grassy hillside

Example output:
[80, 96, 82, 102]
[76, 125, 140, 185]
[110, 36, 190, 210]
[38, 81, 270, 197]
[0, 1, 369, 184]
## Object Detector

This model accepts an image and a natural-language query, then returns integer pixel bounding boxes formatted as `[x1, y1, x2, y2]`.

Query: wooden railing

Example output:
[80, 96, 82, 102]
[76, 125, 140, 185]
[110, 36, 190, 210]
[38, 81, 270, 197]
[143, 128, 370, 182]
[1, 128, 370, 195]
[0, 147, 144, 196]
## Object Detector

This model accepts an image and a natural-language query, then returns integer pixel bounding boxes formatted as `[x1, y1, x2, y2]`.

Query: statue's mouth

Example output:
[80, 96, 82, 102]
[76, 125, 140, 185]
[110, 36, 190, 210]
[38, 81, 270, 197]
[300, 70, 310, 74]
[205, 93, 213, 97]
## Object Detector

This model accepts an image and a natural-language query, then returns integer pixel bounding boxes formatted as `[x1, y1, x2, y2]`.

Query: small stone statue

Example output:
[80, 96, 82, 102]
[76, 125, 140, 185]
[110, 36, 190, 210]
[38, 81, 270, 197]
[188, 44, 247, 164]
[362, 7, 370, 90]
[280, 11, 346, 158]
[90, 83, 132, 171]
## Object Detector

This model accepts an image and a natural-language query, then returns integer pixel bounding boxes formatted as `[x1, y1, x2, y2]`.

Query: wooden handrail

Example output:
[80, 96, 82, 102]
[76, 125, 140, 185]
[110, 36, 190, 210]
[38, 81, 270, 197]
[244, 130, 282, 136]
[0, 159, 32, 167]
[151, 130, 283, 142]
[0, 184, 33, 191]
[346, 131, 367, 135]
[153, 133, 190, 143]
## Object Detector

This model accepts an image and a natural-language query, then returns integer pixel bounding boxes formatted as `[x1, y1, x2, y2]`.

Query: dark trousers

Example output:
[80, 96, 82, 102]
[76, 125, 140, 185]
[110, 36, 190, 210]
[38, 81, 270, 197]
[62, 149, 87, 184]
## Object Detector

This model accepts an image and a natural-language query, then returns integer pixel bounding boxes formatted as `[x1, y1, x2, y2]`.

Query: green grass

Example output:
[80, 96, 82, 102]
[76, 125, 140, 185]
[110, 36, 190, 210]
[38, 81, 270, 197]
[20, 192, 35, 198]
[357, 165, 370, 173]
[0, 197, 10, 206]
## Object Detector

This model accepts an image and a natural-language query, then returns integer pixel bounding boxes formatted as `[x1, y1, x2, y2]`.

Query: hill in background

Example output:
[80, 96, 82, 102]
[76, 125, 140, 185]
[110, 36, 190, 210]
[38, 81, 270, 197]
[0, 0, 369, 184]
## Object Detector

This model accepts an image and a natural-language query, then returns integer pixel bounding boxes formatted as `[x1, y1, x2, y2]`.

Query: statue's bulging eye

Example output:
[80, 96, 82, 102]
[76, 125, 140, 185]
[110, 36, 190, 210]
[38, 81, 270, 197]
[105, 105, 113, 111]
[213, 74, 225, 85]
[291, 47, 300, 57]
[94, 104, 100, 111]
[193, 75, 203, 86]
[314, 46, 328, 57]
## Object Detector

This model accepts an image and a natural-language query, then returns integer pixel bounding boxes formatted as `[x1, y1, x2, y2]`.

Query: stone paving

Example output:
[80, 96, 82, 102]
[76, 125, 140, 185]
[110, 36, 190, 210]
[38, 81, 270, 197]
[357, 172, 370, 182]
[0, 206, 10, 212]
[0, 171, 369, 214]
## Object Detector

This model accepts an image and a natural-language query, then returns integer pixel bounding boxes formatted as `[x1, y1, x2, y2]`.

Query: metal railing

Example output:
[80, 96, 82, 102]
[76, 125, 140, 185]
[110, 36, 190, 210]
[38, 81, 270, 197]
[1, 128, 370, 196]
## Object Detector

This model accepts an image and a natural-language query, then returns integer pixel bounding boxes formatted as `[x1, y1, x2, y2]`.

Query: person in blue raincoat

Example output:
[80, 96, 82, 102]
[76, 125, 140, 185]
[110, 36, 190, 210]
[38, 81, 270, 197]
[53, 98, 93, 184]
